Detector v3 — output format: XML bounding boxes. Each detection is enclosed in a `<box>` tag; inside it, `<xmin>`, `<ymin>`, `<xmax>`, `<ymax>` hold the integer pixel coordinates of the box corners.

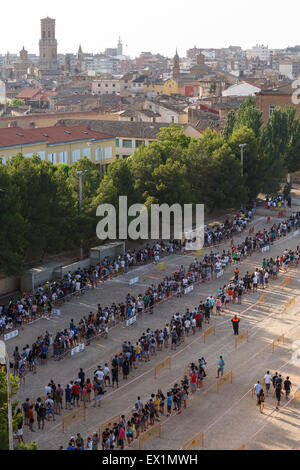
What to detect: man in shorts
<box><xmin>283</xmin><ymin>376</ymin><xmax>292</xmax><ymax>400</ymax></box>
<box><xmin>264</xmin><ymin>371</ymin><xmax>272</xmax><ymax>397</ymax></box>
<box><xmin>217</xmin><ymin>356</ymin><xmax>225</xmax><ymax>378</ymax></box>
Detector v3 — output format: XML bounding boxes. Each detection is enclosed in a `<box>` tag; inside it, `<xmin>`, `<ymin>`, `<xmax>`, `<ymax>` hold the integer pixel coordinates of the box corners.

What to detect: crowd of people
<box><xmin>0</xmin><ymin>208</ymin><xmax>258</xmax><ymax>335</ymax></box>
<box><xmin>265</xmin><ymin>194</ymin><xmax>292</xmax><ymax>210</ymax></box>
<box><xmin>11</xmin><ymin>235</ymin><xmax>298</xmax><ymax>448</ymax></box>
<box><xmin>253</xmin><ymin>371</ymin><xmax>293</xmax><ymax>414</ymax></box>
<box><xmin>6</xmin><ymin>211</ymin><xmax>300</xmax><ymax>384</ymax></box>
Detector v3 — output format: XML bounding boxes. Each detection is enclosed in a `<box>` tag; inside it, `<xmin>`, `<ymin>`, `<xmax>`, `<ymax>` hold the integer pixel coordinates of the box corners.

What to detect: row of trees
<box><xmin>0</xmin><ymin>370</ymin><xmax>37</xmax><ymax>449</ymax></box>
<box><xmin>1</xmin><ymin>98</ymin><xmax>300</xmax><ymax>275</ymax></box>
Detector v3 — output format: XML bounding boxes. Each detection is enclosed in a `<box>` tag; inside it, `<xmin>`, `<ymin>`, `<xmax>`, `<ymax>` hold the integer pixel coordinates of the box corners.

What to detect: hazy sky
<box><xmin>1</xmin><ymin>0</ymin><xmax>299</xmax><ymax>57</ymax></box>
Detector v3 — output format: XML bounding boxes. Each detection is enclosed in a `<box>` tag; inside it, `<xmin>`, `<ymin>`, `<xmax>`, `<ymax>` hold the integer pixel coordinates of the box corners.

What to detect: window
<box><xmin>116</xmin><ymin>154</ymin><xmax>119</xmax><ymax>159</ymax></box>
<box><xmin>95</xmin><ymin>148</ymin><xmax>103</xmax><ymax>161</ymax></box>
<box><xmin>59</xmin><ymin>151</ymin><xmax>68</xmax><ymax>163</ymax></box>
<box><xmin>116</xmin><ymin>138</ymin><xmax>119</xmax><ymax>147</ymax></box>
<box><xmin>0</xmin><ymin>156</ymin><xmax>6</xmax><ymax>165</ymax></box>
<box><xmin>113</xmin><ymin>84</ymin><xmax>115</xmax><ymax>87</ymax></box>
<box><xmin>48</xmin><ymin>153</ymin><xmax>56</xmax><ymax>164</ymax></box>
<box><xmin>24</xmin><ymin>153</ymin><xmax>33</xmax><ymax>158</ymax></box>
<box><xmin>122</xmin><ymin>155</ymin><xmax>127</xmax><ymax>159</ymax></box>
<box><xmin>135</xmin><ymin>140</ymin><xmax>145</xmax><ymax>148</ymax></box>
<box><xmin>123</xmin><ymin>139</ymin><xmax>132</xmax><ymax>148</ymax></box>
<box><xmin>171</xmin><ymin>116</ymin><xmax>175</xmax><ymax>123</ymax></box>
<box><xmin>269</xmin><ymin>104</ymin><xmax>276</xmax><ymax>116</ymax></box>
<box><xmin>72</xmin><ymin>149</ymin><xmax>80</xmax><ymax>163</ymax></box>
<box><xmin>104</xmin><ymin>146</ymin><xmax>113</xmax><ymax>159</ymax></box>
<box><xmin>105</xmin><ymin>84</ymin><xmax>108</xmax><ymax>87</ymax></box>
<box><xmin>37</xmin><ymin>151</ymin><xmax>45</xmax><ymax>160</ymax></box>
<box><xmin>82</xmin><ymin>148</ymin><xmax>91</xmax><ymax>158</ymax></box>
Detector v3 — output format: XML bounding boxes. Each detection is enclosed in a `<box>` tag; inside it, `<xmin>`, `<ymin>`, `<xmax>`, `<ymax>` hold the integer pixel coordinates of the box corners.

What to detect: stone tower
<box><xmin>117</xmin><ymin>37</ymin><xmax>123</xmax><ymax>56</ymax></box>
<box><xmin>20</xmin><ymin>46</ymin><xmax>28</xmax><ymax>61</ymax></box>
<box><xmin>173</xmin><ymin>49</ymin><xmax>180</xmax><ymax>78</ymax></box>
<box><xmin>39</xmin><ymin>17</ymin><xmax>58</xmax><ymax>70</ymax></box>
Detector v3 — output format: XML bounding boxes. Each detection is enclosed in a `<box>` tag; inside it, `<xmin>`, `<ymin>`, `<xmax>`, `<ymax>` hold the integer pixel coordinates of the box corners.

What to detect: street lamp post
<box><xmin>77</xmin><ymin>171</ymin><xmax>86</xmax><ymax>260</ymax></box>
<box><xmin>239</xmin><ymin>143</ymin><xmax>247</xmax><ymax>177</ymax></box>
<box><xmin>0</xmin><ymin>340</ymin><xmax>13</xmax><ymax>450</ymax></box>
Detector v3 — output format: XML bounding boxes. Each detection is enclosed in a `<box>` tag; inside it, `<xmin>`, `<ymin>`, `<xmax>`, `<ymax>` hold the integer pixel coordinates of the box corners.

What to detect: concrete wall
<box><xmin>90</xmin><ymin>242</ymin><xmax>125</xmax><ymax>264</ymax></box>
<box><xmin>0</xmin><ymin>276</ymin><xmax>20</xmax><ymax>296</ymax></box>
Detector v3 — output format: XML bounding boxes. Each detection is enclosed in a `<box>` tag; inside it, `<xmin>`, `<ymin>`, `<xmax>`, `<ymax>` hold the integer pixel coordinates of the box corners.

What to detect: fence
<box><xmin>99</xmin><ymin>414</ymin><xmax>121</xmax><ymax>437</ymax></box>
<box><xmin>281</xmin><ymin>277</ymin><xmax>291</xmax><ymax>287</ymax></box>
<box><xmin>284</xmin><ymin>297</ymin><xmax>295</xmax><ymax>313</ymax></box>
<box><xmin>157</xmin><ymin>262</ymin><xmax>166</xmax><ymax>273</ymax></box>
<box><xmin>294</xmin><ymin>388</ymin><xmax>300</xmax><ymax>408</ymax></box>
<box><xmin>217</xmin><ymin>371</ymin><xmax>232</xmax><ymax>393</ymax></box>
<box><xmin>234</xmin><ymin>330</ymin><xmax>248</xmax><ymax>350</ymax></box>
<box><xmin>62</xmin><ymin>406</ymin><xmax>86</xmax><ymax>432</ymax></box>
<box><xmin>138</xmin><ymin>423</ymin><xmax>161</xmax><ymax>449</ymax></box>
<box><xmin>236</xmin><ymin>444</ymin><xmax>246</xmax><ymax>450</ymax></box>
<box><xmin>203</xmin><ymin>325</ymin><xmax>216</xmax><ymax>344</ymax></box>
<box><xmin>182</xmin><ymin>431</ymin><xmax>204</xmax><ymax>450</ymax></box>
<box><xmin>154</xmin><ymin>357</ymin><xmax>171</xmax><ymax>379</ymax></box>
<box><xmin>272</xmin><ymin>334</ymin><xmax>285</xmax><ymax>353</ymax></box>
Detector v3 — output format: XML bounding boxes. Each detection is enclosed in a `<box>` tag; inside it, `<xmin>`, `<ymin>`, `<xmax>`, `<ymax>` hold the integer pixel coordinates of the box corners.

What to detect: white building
<box><xmin>222</xmin><ymin>81</ymin><xmax>261</xmax><ymax>97</ymax></box>
<box><xmin>246</xmin><ymin>45</ymin><xmax>270</xmax><ymax>61</ymax></box>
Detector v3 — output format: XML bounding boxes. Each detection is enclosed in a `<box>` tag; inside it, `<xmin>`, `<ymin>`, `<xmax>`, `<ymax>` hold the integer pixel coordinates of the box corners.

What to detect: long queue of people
<box><xmin>8</xmin><ymin>246</ymin><xmax>234</xmax><ymax>377</ymax></box>
<box><xmin>13</xmin><ymin>238</ymin><xmax>298</xmax><ymax>448</ymax></box>
<box><xmin>0</xmin><ymin>207</ymin><xmax>257</xmax><ymax>335</ymax></box>
<box><xmin>7</xmin><ymin>210</ymin><xmax>300</xmax><ymax>381</ymax></box>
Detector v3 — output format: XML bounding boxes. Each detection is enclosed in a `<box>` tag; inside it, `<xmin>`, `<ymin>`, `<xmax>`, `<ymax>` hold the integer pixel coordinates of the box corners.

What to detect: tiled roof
<box><xmin>0</xmin><ymin>125</ymin><xmax>114</xmax><ymax>149</ymax></box>
<box><xmin>15</xmin><ymin>88</ymin><xmax>42</xmax><ymax>99</ymax></box>
<box><xmin>58</xmin><ymin>119</ymin><xmax>171</xmax><ymax>139</ymax></box>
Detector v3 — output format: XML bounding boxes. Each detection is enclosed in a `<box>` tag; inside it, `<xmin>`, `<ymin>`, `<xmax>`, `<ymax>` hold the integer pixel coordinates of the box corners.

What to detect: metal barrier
<box><xmin>138</xmin><ymin>423</ymin><xmax>161</xmax><ymax>449</ymax></box>
<box><xmin>154</xmin><ymin>357</ymin><xmax>171</xmax><ymax>379</ymax></box>
<box><xmin>62</xmin><ymin>406</ymin><xmax>86</xmax><ymax>432</ymax></box>
<box><xmin>217</xmin><ymin>371</ymin><xmax>233</xmax><ymax>393</ymax></box>
<box><xmin>182</xmin><ymin>431</ymin><xmax>204</xmax><ymax>450</ymax></box>
<box><xmin>272</xmin><ymin>334</ymin><xmax>285</xmax><ymax>353</ymax></box>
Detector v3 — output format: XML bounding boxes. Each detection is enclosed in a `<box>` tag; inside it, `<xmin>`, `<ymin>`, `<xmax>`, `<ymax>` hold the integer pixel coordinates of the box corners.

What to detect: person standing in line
<box><xmin>217</xmin><ymin>356</ymin><xmax>225</xmax><ymax>379</ymax></box>
<box><xmin>231</xmin><ymin>315</ymin><xmax>240</xmax><ymax>335</ymax></box>
<box><xmin>264</xmin><ymin>371</ymin><xmax>272</xmax><ymax>397</ymax></box>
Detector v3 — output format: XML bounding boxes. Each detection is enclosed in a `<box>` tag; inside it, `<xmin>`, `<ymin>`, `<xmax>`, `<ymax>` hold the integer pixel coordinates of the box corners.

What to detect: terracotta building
<box><xmin>255</xmin><ymin>84</ymin><xmax>300</xmax><ymax>126</ymax></box>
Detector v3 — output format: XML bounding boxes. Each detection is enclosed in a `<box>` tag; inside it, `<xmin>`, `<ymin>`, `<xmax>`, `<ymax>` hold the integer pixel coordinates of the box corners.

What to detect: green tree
<box><xmin>0</xmin><ymin>370</ymin><xmax>37</xmax><ymax>450</ymax></box>
<box><xmin>229</xmin><ymin>126</ymin><xmax>261</xmax><ymax>200</ymax></box>
<box><xmin>222</xmin><ymin>110</ymin><xmax>236</xmax><ymax>140</ymax></box>
<box><xmin>0</xmin><ymin>162</ymin><xmax>29</xmax><ymax>275</ymax></box>
<box><xmin>8</xmin><ymin>98</ymin><xmax>25</xmax><ymax>107</ymax></box>
<box><xmin>234</xmin><ymin>96</ymin><xmax>262</xmax><ymax>139</ymax></box>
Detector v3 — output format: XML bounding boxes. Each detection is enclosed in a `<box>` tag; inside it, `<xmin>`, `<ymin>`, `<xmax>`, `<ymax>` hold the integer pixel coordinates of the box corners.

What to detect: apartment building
<box><xmin>0</xmin><ymin>125</ymin><xmax>116</xmax><ymax>173</ymax></box>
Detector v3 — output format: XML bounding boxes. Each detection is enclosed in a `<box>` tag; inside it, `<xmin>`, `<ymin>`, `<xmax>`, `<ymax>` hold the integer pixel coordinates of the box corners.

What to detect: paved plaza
<box><xmin>6</xmin><ymin>213</ymin><xmax>300</xmax><ymax>450</ymax></box>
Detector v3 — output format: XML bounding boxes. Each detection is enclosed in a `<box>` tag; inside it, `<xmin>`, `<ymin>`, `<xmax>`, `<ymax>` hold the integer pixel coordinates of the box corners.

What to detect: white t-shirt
<box><xmin>264</xmin><ymin>373</ymin><xmax>272</xmax><ymax>384</ymax></box>
<box><xmin>95</xmin><ymin>370</ymin><xmax>104</xmax><ymax>381</ymax></box>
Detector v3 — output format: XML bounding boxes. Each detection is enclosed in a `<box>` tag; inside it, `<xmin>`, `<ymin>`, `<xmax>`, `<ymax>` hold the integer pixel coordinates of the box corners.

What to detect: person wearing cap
<box><xmin>231</xmin><ymin>315</ymin><xmax>240</xmax><ymax>335</ymax></box>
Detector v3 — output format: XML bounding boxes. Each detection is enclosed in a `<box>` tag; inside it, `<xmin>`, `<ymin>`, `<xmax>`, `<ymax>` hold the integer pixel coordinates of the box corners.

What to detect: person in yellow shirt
<box><xmin>154</xmin><ymin>395</ymin><xmax>161</xmax><ymax>420</ymax></box>
<box><xmin>135</xmin><ymin>343</ymin><xmax>141</xmax><ymax>361</ymax></box>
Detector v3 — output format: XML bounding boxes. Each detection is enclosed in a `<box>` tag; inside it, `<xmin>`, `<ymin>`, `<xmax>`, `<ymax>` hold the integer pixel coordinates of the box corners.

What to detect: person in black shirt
<box><xmin>283</xmin><ymin>376</ymin><xmax>292</xmax><ymax>400</ymax></box>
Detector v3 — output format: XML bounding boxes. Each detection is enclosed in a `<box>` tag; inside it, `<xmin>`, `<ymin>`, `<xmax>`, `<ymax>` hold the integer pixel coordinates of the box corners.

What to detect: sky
<box><xmin>1</xmin><ymin>0</ymin><xmax>300</xmax><ymax>58</ymax></box>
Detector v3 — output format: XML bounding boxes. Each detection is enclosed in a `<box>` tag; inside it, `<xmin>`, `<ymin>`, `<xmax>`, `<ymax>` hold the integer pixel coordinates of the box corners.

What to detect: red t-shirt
<box><xmin>191</xmin><ymin>373</ymin><xmax>197</xmax><ymax>384</ymax></box>
<box><xmin>72</xmin><ymin>384</ymin><xmax>80</xmax><ymax>396</ymax></box>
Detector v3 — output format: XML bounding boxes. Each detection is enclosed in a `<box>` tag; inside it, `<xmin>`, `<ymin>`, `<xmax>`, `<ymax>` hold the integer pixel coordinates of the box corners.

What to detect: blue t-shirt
<box><xmin>219</xmin><ymin>359</ymin><xmax>225</xmax><ymax>369</ymax></box>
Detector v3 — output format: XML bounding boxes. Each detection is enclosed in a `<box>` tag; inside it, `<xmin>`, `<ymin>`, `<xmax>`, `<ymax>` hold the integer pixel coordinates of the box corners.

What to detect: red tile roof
<box><xmin>15</xmin><ymin>89</ymin><xmax>42</xmax><ymax>99</ymax></box>
<box><xmin>0</xmin><ymin>125</ymin><xmax>114</xmax><ymax>148</ymax></box>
